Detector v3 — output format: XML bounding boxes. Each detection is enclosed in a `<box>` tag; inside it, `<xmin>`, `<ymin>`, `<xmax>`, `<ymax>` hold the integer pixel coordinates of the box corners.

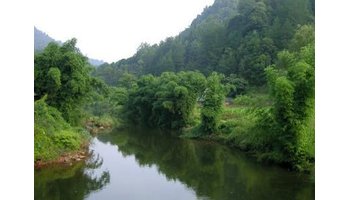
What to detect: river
<box><xmin>34</xmin><ymin>127</ymin><xmax>315</xmax><ymax>200</ymax></box>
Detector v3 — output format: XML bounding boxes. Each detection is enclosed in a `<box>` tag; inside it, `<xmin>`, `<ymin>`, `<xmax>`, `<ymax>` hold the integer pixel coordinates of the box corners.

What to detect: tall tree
<box><xmin>201</xmin><ymin>72</ymin><xmax>226</xmax><ymax>134</ymax></box>
<box><xmin>35</xmin><ymin>39</ymin><xmax>96</xmax><ymax>124</ymax></box>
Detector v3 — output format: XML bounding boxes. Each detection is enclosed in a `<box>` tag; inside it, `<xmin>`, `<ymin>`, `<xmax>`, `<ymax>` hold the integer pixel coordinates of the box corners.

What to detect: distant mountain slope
<box><xmin>34</xmin><ymin>27</ymin><xmax>105</xmax><ymax>67</ymax></box>
<box><xmin>88</xmin><ymin>58</ymin><xmax>105</xmax><ymax>67</ymax></box>
<box><xmin>34</xmin><ymin>27</ymin><xmax>62</xmax><ymax>52</ymax></box>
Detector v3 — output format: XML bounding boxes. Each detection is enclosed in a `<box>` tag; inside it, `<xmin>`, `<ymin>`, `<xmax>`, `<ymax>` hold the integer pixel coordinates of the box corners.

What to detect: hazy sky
<box><xmin>34</xmin><ymin>0</ymin><xmax>214</xmax><ymax>63</ymax></box>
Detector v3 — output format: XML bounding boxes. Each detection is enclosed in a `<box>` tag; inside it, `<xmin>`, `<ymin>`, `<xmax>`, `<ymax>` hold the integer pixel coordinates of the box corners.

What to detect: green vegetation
<box><xmin>84</xmin><ymin>85</ymin><xmax>127</xmax><ymax>130</ymax></box>
<box><xmin>93</xmin><ymin>0</ymin><xmax>314</xmax><ymax>87</ymax></box>
<box><xmin>261</xmin><ymin>29</ymin><xmax>315</xmax><ymax>169</ymax></box>
<box><xmin>124</xmin><ymin>71</ymin><xmax>207</xmax><ymax>129</ymax></box>
<box><xmin>34</xmin><ymin>39</ymin><xmax>107</xmax><ymax>163</ymax></box>
<box><xmin>200</xmin><ymin>72</ymin><xmax>227</xmax><ymax>134</ymax></box>
<box><xmin>109</xmin><ymin>23</ymin><xmax>314</xmax><ymax>170</ymax></box>
<box><xmin>34</xmin><ymin>0</ymin><xmax>314</xmax><ymax>171</ymax></box>
<box><xmin>34</xmin><ymin>39</ymin><xmax>99</xmax><ymax>124</ymax></box>
<box><xmin>34</xmin><ymin>96</ymin><xmax>89</xmax><ymax>161</ymax></box>
<box><xmin>214</xmin><ymin>28</ymin><xmax>314</xmax><ymax>170</ymax></box>
<box><xmin>217</xmin><ymin>93</ymin><xmax>268</xmax><ymax>142</ymax></box>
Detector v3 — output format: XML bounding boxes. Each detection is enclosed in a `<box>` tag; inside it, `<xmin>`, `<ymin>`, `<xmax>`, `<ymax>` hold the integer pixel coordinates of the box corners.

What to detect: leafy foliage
<box><xmin>34</xmin><ymin>96</ymin><xmax>89</xmax><ymax>161</ymax></box>
<box><xmin>201</xmin><ymin>72</ymin><xmax>227</xmax><ymax>134</ymax></box>
<box><xmin>34</xmin><ymin>95</ymin><xmax>70</xmax><ymax>135</ymax></box>
<box><xmin>258</xmin><ymin>37</ymin><xmax>314</xmax><ymax>170</ymax></box>
<box><xmin>125</xmin><ymin>71</ymin><xmax>207</xmax><ymax>130</ymax></box>
<box><xmin>35</xmin><ymin>39</ymin><xmax>101</xmax><ymax>124</ymax></box>
<box><xmin>223</xmin><ymin>74</ymin><xmax>248</xmax><ymax>97</ymax></box>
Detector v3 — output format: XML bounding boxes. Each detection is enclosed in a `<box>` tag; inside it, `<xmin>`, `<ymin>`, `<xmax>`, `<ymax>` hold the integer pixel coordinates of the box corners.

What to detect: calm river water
<box><xmin>34</xmin><ymin>128</ymin><xmax>314</xmax><ymax>200</ymax></box>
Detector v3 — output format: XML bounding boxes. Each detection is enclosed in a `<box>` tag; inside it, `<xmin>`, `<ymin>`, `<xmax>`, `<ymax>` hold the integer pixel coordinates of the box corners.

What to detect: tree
<box><xmin>236</xmin><ymin>32</ymin><xmax>276</xmax><ymax>85</ymax></box>
<box><xmin>223</xmin><ymin>74</ymin><xmax>248</xmax><ymax>97</ymax></box>
<box><xmin>117</xmin><ymin>72</ymin><xmax>137</xmax><ymax>89</ymax></box>
<box><xmin>201</xmin><ymin>72</ymin><xmax>226</xmax><ymax>134</ymax></box>
<box><xmin>35</xmin><ymin>39</ymin><xmax>97</xmax><ymax>124</ymax></box>
<box><xmin>124</xmin><ymin>71</ymin><xmax>206</xmax><ymax>130</ymax></box>
<box><xmin>290</xmin><ymin>25</ymin><xmax>315</xmax><ymax>51</ymax></box>
<box><xmin>263</xmin><ymin>42</ymin><xmax>314</xmax><ymax>169</ymax></box>
<box><xmin>217</xmin><ymin>47</ymin><xmax>237</xmax><ymax>74</ymax></box>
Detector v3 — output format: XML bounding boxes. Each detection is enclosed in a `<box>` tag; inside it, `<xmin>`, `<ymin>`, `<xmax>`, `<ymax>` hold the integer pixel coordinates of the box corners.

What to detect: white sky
<box><xmin>34</xmin><ymin>0</ymin><xmax>214</xmax><ymax>63</ymax></box>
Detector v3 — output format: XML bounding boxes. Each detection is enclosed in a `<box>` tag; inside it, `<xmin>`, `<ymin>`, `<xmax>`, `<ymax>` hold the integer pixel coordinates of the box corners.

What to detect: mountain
<box><xmin>93</xmin><ymin>0</ymin><xmax>314</xmax><ymax>86</ymax></box>
<box><xmin>34</xmin><ymin>27</ymin><xmax>62</xmax><ymax>52</ymax></box>
<box><xmin>34</xmin><ymin>27</ymin><xmax>105</xmax><ymax>67</ymax></box>
<box><xmin>88</xmin><ymin>58</ymin><xmax>105</xmax><ymax>67</ymax></box>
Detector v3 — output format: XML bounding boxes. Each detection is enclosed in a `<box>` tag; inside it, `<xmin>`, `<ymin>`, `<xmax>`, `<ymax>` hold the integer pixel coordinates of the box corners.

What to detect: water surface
<box><xmin>34</xmin><ymin>128</ymin><xmax>315</xmax><ymax>200</ymax></box>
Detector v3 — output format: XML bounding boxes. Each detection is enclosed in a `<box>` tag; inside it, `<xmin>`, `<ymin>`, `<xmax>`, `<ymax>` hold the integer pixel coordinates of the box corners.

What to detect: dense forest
<box><xmin>93</xmin><ymin>0</ymin><xmax>314</xmax><ymax>86</ymax></box>
<box><xmin>35</xmin><ymin>0</ymin><xmax>314</xmax><ymax>171</ymax></box>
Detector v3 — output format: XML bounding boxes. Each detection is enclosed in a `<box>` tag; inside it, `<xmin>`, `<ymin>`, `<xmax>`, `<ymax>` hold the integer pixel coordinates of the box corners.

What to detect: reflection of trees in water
<box><xmin>84</xmin><ymin>152</ymin><xmax>110</xmax><ymax>193</ymax></box>
<box><xmin>85</xmin><ymin>151</ymin><xmax>103</xmax><ymax>169</ymax></box>
<box><xmin>34</xmin><ymin>151</ymin><xmax>110</xmax><ymax>200</ymax></box>
<box><xmin>103</xmin><ymin>128</ymin><xmax>314</xmax><ymax>200</ymax></box>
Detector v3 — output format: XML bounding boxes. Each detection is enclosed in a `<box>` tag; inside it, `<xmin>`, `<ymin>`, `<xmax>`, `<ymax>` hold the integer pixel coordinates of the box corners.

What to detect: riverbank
<box><xmin>182</xmin><ymin>90</ymin><xmax>315</xmax><ymax>172</ymax></box>
<box><xmin>35</xmin><ymin>109</ymin><xmax>122</xmax><ymax>168</ymax></box>
<box><xmin>84</xmin><ymin>115</ymin><xmax>116</xmax><ymax>135</ymax></box>
<box><xmin>34</xmin><ymin>97</ymin><xmax>91</xmax><ymax>165</ymax></box>
<box><xmin>34</xmin><ymin>112</ymin><xmax>117</xmax><ymax>168</ymax></box>
<box><xmin>34</xmin><ymin>142</ymin><xmax>90</xmax><ymax>169</ymax></box>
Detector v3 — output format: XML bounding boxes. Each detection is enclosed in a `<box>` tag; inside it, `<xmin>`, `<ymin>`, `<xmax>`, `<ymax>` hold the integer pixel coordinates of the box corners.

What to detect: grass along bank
<box><xmin>182</xmin><ymin>87</ymin><xmax>315</xmax><ymax>172</ymax></box>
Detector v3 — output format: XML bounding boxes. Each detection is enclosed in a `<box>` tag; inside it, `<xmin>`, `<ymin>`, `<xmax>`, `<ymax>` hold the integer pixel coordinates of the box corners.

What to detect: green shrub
<box><xmin>52</xmin><ymin>130</ymin><xmax>81</xmax><ymax>150</ymax></box>
<box><xmin>34</xmin><ymin>126</ymin><xmax>59</xmax><ymax>160</ymax></box>
<box><xmin>34</xmin><ymin>96</ymin><xmax>90</xmax><ymax>162</ymax></box>
<box><xmin>34</xmin><ymin>95</ymin><xmax>70</xmax><ymax>135</ymax></box>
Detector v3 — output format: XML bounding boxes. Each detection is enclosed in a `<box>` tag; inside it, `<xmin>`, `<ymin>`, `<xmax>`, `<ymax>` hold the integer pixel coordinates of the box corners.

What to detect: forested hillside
<box><xmin>93</xmin><ymin>0</ymin><xmax>314</xmax><ymax>86</ymax></box>
<box><xmin>89</xmin><ymin>0</ymin><xmax>314</xmax><ymax>171</ymax></box>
